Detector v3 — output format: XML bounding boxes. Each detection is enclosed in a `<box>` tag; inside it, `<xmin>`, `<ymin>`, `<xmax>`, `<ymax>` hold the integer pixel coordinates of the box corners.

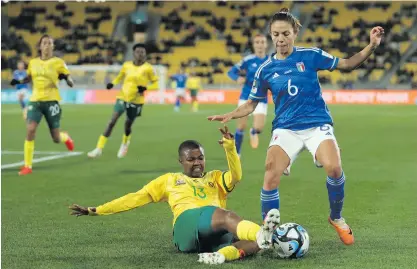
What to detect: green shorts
<box><xmin>113</xmin><ymin>99</ymin><xmax>143</xmax><ymax>121</ymax></box>
<box><xmin>173</xmin><ymin>206</ymin><xmax>234</xmax><ymax>253</ymax></box>
<box><xmin>190</xmin><ymin>89</ymin><xmax>198</xmax><ymax>97</ymax></box>
<box><xmin>27</xmin><ymin>101</ymin><xmax>62</xmax><ymax>129</ymax></box>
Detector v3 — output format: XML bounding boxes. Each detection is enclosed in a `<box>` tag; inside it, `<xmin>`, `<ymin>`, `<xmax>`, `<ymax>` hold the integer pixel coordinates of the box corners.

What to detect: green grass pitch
<box><xmin>2</xmin><ymin>104</ymin><xmax>417</xmax><ymax>269</ymax></box>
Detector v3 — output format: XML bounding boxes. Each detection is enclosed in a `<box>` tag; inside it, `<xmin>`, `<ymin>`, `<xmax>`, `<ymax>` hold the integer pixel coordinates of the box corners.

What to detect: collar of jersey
<box><xmin>272</xmin><ymin>47</ymin><xmax>297</xmax><ymax>61</ymax></box>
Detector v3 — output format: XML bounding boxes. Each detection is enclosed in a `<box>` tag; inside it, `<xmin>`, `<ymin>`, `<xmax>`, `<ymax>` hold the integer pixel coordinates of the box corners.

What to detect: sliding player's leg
<box><xmin>198</xmin><ymin>207</ymin><xmax>280</xmax><ymax>264</ymax></box>
<box><xmin>19</xmin><ymin>102</ymin><xmax>42</xmax><ymax>175</ymax></box>
<box><xmin>249</xmin><ymin>101</ymin><xmax>267</xmax><ymax>149</ymax></box>
<box><xmin>198</xmin><ymin>240</ymin><xmax>259</xmax><ymax>265</ymax></box>
<box><xmin>88</xmin><ymin>99</ymin><xmax>124</xmax><ymax>158</ymax></box>
<box><xmin>45</xmin><ymin>101</ymin><xmax>74</xmax><ymax>151</ymax></box>
<box><xmin>117</xmin><ymin>103</ymin><xmax>143</xmax><ymax>158</ymax></box>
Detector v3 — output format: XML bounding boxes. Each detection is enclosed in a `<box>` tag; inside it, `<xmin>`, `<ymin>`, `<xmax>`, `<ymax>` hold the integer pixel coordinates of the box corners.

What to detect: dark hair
<box><xmin>133</xmin><ymin>43</ymin><xmax>146</xmax><ymax>51</ymax></box>
<box><xmin>269</xmin><ymin>8</ymin><xmax>302</xmax><ymax>33</ymax></box>
<box><xmin>37</xmin><ymin>34</ymin><xmax>53</xmax><ymax>55</ymax></box>
<box><xmin>178</xmin><ymin>140</ymin><xmax>203</xmax><ymax>156</ymax></box>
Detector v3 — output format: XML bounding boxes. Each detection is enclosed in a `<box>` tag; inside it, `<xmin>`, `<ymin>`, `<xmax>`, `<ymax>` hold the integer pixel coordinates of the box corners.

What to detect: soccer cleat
<box><xmin>87</xmin><ymin>148</ymin><xmax>102</xmax><ymax>158</ymax></box>
<box><xmin>64</xmin><ymin>132</ymin><xmax>74</xmax><ymax>151</ymax></box>
<box><xmin>18</xmin><ymin>166</ymin><xmax>32</xmax><ymax>176</ymax></box>
<box><xmin>249</xmin><ymin>128</ymin><xmax>259</xmax><ymax>149</ymax></box>
<box><xmin>198</xmin><ymin>252</ymin><xmax>225</xmax><ymax>265</ymax></box>
<box><xmin>117</xmin><ymin>142</ymin><xmax>130</xmax><ymax>158</ymax></box>
<box><xmin>328</xmin><ymin>217</ymin><xmax>355</xmax><ymax>245</ymax></box>
<box><xmin>257</xmin><ymin>209</ymin><xmax>281</xmax><ymax>249</ymax></box>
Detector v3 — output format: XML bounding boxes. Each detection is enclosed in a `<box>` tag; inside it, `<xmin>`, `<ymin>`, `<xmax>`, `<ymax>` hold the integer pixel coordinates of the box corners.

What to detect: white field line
<box><xmin>1</xmin><ymin>151</ymin><xmax>84</xmax><ymax>169</ymax></box>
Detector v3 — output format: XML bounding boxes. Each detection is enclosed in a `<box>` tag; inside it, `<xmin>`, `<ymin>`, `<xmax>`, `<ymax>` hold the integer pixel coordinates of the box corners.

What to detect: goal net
<box><xmin>66</xmin><ymin>64</ymin><xmax>168</xmax><ymax>104</ymax></box>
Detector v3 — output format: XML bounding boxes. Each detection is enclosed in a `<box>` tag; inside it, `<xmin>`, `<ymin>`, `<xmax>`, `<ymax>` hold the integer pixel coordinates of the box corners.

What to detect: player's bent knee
<box><xmin>324</xmin><ymin>163</ymin><xmax>343</xmax><ymax>178</ymax></box>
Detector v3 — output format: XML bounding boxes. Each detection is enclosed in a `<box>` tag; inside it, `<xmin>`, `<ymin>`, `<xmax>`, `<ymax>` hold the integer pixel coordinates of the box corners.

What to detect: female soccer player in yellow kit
<box><xmin>87</xmin><ymin>43</ymin><xmax>158</xmax><ymax>159</ymax></box>
<box><xmin>71</xmin><ymin>126</ymin><xmax>281</xmax><ymax>265</ymax></box>
<box><xmin>11</xmin><ymin>35</ymin><xmax>75</xmax><ymax>176</ymax></box>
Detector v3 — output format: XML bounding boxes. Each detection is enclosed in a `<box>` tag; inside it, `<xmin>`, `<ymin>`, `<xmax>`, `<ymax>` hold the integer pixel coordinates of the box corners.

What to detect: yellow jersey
<box><xmin>27</xmin><ymin>57</ymin><xmax>70</xmax><ymax>102</ymax></box>
<box><xmin>186</xmin><ymin>76</ymin><xmax>202</xmax><ymax>90</ymax></box>
<box><xmin>112</xmin><ymin>61</ymin><xmax>158</xmax><ymax>104</ymax></box>
<box><xmin>93</xmin><ymin>138</ymin><xmax>241</xmax><ymax>225</ymax></box>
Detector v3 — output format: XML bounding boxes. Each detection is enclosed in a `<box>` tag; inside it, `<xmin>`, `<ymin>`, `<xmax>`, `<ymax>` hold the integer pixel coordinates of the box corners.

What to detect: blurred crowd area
<box><xmin>1</xmin><ymin>1</ymin><xmax>416</xmax><ymax>88</ymax></box>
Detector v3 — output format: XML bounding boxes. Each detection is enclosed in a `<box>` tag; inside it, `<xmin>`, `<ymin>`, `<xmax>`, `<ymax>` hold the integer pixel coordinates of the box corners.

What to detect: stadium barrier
<box><xmin>2</xmin><ymin>89</ymin><xmax>417</xmax><ymax>105</ymax></box>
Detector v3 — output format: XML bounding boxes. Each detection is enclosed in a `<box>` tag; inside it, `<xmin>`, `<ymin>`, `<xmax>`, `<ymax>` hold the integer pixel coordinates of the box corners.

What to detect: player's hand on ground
<box><xmin>237</xmin><ymin>76</ymin><xmax>245</xmax><ymax>85</ymax></box>
<box><xmin>207</xmin><ymin>113</ymin><xmax>233</xmax><ymax>124</ymax></box>
<box><xmin>106</xmin><ymin>83</ymin><xmax>114</xmax><ymax>90</ymax></box>
<box><xmin>69</xmin><ymin>204</ymin><xmax>93</xmax><ymax>217</ymax></box>
<box><xmin>369</xmin><ymin>26</ymin><xmax>384</xmax><ymax>47</ymax></box>
<box><xmin>218</xmin><ymin>125</ymin><xmax>234</xmax><ymax>144</ymax></box>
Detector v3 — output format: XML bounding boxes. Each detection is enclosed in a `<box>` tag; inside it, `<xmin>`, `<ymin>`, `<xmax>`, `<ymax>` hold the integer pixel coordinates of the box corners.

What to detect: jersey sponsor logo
<box><xmin>175</xmin><ymin>179</ymin><xmax>186</xmax><ymax>186</ymax></box>
<box><xmin>296</xmin><ymin>62</ymin><xmax>305</xmax><ymax>72</ymax></box>
<box><xmin>273</xmin><ymin>73</ymin><xmax>280</xmax><ymax>79</ymax></box>
<box><xmin>284</xmin><ymin>70</ymin><xmax>292</xmax><ymax>74</ymax></box>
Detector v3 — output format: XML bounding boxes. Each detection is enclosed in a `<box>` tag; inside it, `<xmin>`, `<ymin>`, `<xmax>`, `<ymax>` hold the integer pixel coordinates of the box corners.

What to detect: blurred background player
<box><xmin>170</xmin><ymin>68</ymin><xmax>188</xmax><ymax>112</ymax></box>
<box><xmin>186</xmin><ymin>72</ymin><xmax>202</xmax><ymax>112</ymax></box>
<box><xmin>71</xmin><ymin>126</ymin><xmax>281</xmax><ymax>265</ymax></box>
<box><xmin>227</xmin><ymin>34</ymin><xmax>269</xmax><ymax>156</ymax></box>
<box><xmin>209</xmin><ymin>8</ymin><xmax>385</xmax><ymax>246</ymax></box>
<box><xmin>12</xmin><ymin>60</ymin><xmax>29</xmax><ymax>120</ymax></box>
<box><xmin>11</xmin><ymin>34</ymin><xmax>75</xmax><ymax>176</ymax></box>
<box><xmin>87</xmin><ymin>44</ymin><xmax>158</xmax><ymax>159</ymax></box>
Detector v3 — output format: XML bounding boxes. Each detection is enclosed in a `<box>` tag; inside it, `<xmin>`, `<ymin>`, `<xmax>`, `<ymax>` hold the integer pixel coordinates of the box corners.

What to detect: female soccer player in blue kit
<box><xmin>227</xmin><ymin>34</ymin><xmax>269</xmax><ymax>156</ymax></box>
<box><xmin>209</xmin><ymin>8</ymin><xmax>385</xmax><ymax>246</ymax></box>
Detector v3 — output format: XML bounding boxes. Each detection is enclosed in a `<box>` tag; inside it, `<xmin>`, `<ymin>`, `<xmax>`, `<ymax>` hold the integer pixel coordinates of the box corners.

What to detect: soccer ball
<box><xmin>271</xmin><ymin>222</ymin><xmax>310</xmax><ymax>259</ymax></box>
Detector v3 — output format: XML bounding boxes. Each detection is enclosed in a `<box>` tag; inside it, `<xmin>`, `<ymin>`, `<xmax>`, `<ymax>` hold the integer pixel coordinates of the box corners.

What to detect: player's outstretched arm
<box><xmin>337</xmin><ymin>26</ymin><xmax>384</xmax><ymax>71</ymax></box>
<box><xmin>69</xmin><ymin>175</ymin><xmax>168</xmax><ymax>217</ymax></box>
<box><xmin>218</xmin><ymin>125</ymin><xmax>242</xmax><ymax>190</ymax></box>
<box><xmin>208</xmin><ymin>100</ymin><xmax>258</xmax><ymax>123</ymax></box>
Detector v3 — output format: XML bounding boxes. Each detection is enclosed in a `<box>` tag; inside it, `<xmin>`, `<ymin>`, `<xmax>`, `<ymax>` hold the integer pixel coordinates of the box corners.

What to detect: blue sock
<box><xmin>261</xmin><ymin>188</ymin><xmax>280</xmax><ymax>220</ymax></box>
<box><xmin>327</xmin><ymin>171</ymin><xmax>345</xmax><ymax>220</ymax></box>
<box><xmin>234</xmin><ymin>129</ymin><xmax>244</xmax><ymax>155</ymax></box>
<box><xmin>175</xmin><ymin>98</ymin><xmax>180</xmax><ymax>108</ymax></box>
<box><xmin>19</xmin><ymin>99</ymin><xmax>26</xmax><ymax>109</ymax></box>
<box><xmin>250</xmin><ymin>128</ymin><xmax>261</xmax><ymax>135</ymax></box>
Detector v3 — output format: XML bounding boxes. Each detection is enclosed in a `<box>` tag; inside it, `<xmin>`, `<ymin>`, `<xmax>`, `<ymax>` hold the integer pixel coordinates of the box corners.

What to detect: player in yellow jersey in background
<box><xmin>11</xmin><ymin>35</ymin><xmax>75</xmax><ymax>176</ymax></box>
<box><xmin>70</xmin><ymin>126</ymin><xmax>281</xmax><ymax>265</ymax></box>
<box><xmin>87</xmin><ymin>44</ymin><xmax>158</xmax><ymax>159</ymax></box>
<box><xmin>186</xmin><ymin>72</ymin><xmax>202</xmax><ymax>112</ymax></box>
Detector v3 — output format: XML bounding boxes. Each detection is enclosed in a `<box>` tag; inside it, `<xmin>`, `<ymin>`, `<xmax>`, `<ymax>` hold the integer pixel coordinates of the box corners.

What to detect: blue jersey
<box><xmin>227</xmin><ymin>54</ymin><xmax>269</xmax><ymax>103</ymax></box>
<box><xmin>171</xmin><ymin>74</ymin><xmax>187</xmax><ymax>89</ymax></box>
<box><xmin>249</xmin><ymin>47</ymin><xmax>339</xmax><ymax>131</ymax></box>
<box><xmin>13</xmin><ymin>70</ymin><xmax>28</xmax><ymax>90</ymax></box>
